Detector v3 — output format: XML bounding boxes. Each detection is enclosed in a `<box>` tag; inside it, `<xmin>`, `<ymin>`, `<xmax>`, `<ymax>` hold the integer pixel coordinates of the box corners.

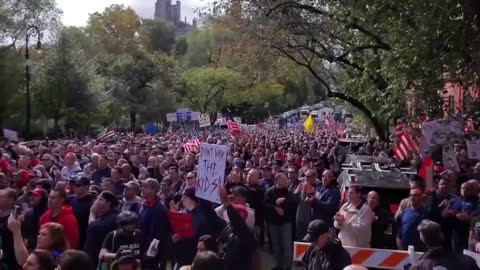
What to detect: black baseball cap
<box><xmin>69</xmin><ymin>175</ymin><xmax>91</xmax><ymax>186</ymax></box>
<box><xmin>303</xmin><ymin>219</ymin><xmax>329</xmax><ymax>242</ymax></box>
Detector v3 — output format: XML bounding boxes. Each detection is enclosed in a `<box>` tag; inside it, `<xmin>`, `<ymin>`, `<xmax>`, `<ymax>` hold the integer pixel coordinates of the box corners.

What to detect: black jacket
<box><xmin>218</xmin><ymin>204</ymin><xmax>257</xmax><ymax>270</ymax></box>
<box><xmin>301</xmin><ymin>238</ymin><xmax>351</xmax><ymax>270</ymax></box>
<box><xmin>264</xmin><ymin>186</ymin><xmax>296</xmax><ymax>225</ymax></box>
<box><xmin>247</xmin><ymin>184</ymin><xmax>265</xmax><ymax>226</ymax></box>
<box><xmin>22</xmin><ymin>193</ymin><xmax>48</xmax><ymax>249</ymax></box>
<box><xmin>370</xmin><ymin>206</ymin><xmax>393</xmax><ymax>249</ymax></box>
<box><xmin>411</xmin><ymin>247</ymin><xmax>480</xmax><ymax>270</ymax></box>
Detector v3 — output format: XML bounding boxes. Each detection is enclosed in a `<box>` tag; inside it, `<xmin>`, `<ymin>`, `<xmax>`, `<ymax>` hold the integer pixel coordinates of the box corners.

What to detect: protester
<box><xmin>264</xmin><ymin>172</ymin><xmax>295</xmax><ymax>270</ymax></box>
<box><xmin>22</xmin><ymin>249</ymin><xmax>56</xmax><ymax>270</ymax></box>
<box><xmin>119</xmin><ymin>180</ymin><xmax>142</xmax><ymax>213</ymax></box>
<box><xmin>334</xmin><ymin>184</ymin><xmax>374</xmax><ymax>247</ymax></box>
<box><xmin>9</xmin><ymin>220</ymin><xmax>67</xmax><ymax>267</ymax></box>
<box><xmin>218</xmin><ymin>186</ymin><xmax>256</xmax><ymax>270</ymax></box>
<box><xmin>138</xmin><ymin>178</ymin><xmax>171</xmax><ymax>270</ymax></box>
<box><xmin>302</xmin><ymin>219</ymin><xmax>351</xmax><ymax>270</ymax></box>
<box><xmin>22</xmin><ymin>188</ymin><xmax>48</xmax><ymax>250</ymax></box>
<box><xmin>367</xmin><ymin>191</ymin><xmax>392</xmax><ymax>249</ymax></box>
<box><xmin>397</xmin><ymin>188</ymin><xmax>426</xmax><ymax>251</ymax></box>
<box><xmin>305</xmin><ymin>170</ymin><xmax>340</xmax><ymax>226</ymax></box>
<box><xmin>411</xmin><ymin>220</ymin><xmax>479</xmax><ymax>270</ymax></box>
<box><xmin>57</xmin><ymin>250</ymin><xmax>93</xmax><ymax>270</ymax></box>
<box><xmin>68</xmin><ymin>175</ymin><xmax>95</xmax><ymax>249</ymax></box>
<box><xmin>40</xmin><ymin>188</ymin><xmax>79</xmax><ymax>249</ymax></box>
<box><xmin>84</xmin><ymin>190</ymin><xmax>119</xmax><ymax>267</ymax></box>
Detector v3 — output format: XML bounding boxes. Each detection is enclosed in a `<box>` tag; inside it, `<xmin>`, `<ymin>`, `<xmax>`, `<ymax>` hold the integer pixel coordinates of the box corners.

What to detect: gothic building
<box><xmin>154</xmin><ymin>0</ymin><xmax>196</xmax><ymax>37</ymax></box>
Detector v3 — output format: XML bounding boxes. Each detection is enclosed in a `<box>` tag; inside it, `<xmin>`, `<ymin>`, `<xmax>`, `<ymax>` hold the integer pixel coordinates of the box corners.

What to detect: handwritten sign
<box><xmin>3</xmin><ymin>129</ymin><xmax>18</xmax><ymax>141</ymax></box>
<box><xmin>196</xmin><ymin>143</ymin><xmax>227</xmax><ymax>204</ymax></box>
<box><xmin>199</xmin><ymin>113</ymin><xmax>211</xmax><ymax>127</ymax></box>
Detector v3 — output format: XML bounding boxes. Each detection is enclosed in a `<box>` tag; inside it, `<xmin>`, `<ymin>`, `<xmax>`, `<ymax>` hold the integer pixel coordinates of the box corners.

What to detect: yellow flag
<box><xmin>303</xmin><ymin>115</ymin><xmax>314</xmax><ymax>133</ymax></box>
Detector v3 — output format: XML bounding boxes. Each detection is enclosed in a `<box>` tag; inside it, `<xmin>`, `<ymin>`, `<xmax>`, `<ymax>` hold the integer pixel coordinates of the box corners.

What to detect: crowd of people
<box><xmin>0</xmin><ymin>125</ymin><xmax>479</xmax><ymax>270</ymax></box>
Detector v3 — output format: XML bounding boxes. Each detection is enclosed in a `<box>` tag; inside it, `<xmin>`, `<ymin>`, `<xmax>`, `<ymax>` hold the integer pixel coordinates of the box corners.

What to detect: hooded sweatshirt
<box><xmin>22</xmin><ymin>193</ymin><xmax>48</xmax><ymax>249</ymax></box>
<box><xmin>40</xmin><ymin>205</ymin><xmax>79</xmax><ymax>249</ymax></box>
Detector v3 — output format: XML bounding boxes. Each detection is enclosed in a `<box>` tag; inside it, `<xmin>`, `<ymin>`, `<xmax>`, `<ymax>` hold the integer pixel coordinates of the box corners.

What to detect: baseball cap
<box><xmin>69</xmin><ymin>175</ymin><xmax>91</xmax><ymax>186</ymax></box>
<box><xmin>29</xmin><ymin>188</ymin><xmax>46</xmax><ymax>197</ymax></box>
<box><xmin>123</xmin><ymin>180</ymin><xmax>140</xmax><ymax>191</ymax></box>
<box><xmin>303</xmin><ymin>219</ymin><xmax>329</xmax><ymax>242</ymax></box>
<box><xmin>143</xmin><ymin>178</ymin><xmax>160</xmax><ymax>191</ymax></box>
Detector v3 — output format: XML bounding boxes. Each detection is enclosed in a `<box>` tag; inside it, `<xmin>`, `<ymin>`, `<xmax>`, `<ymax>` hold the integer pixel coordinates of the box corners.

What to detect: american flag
<box><xmin>97</xmin><ymin>128</ymin><xmax>115</xmax><ymax>141</ymax></box>
<box><xmin>394</xmin><ymin>133</ymin><xmax>420</xmax><ymax>160</ymax></box>
<box><xmin>227</xmin><ymin>120</ymin><xmax>242</xmax><ymax>137</ymax></box>
<box><xmin>184</xmin><ymin>139</ymin><xmax>201</xmax><ymax>153</ymax></box>
<box><xmin>395</xmin><ymin>121</ymin><xmax>406</xmax><ymax>138</ymax></box>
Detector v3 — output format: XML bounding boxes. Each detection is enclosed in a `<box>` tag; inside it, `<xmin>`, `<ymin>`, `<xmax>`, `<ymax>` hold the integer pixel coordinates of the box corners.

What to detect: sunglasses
<box><xmin>186</xmin><ymin>176</ymin><xmax>195</xmax><ymax>179</ymax></box>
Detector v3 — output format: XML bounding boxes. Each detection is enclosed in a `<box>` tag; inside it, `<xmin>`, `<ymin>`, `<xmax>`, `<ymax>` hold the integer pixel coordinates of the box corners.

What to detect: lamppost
<box><xmin>24</xmin><ymin>25</ymin><xmax>42</xmax><ymax>139</ymax></box>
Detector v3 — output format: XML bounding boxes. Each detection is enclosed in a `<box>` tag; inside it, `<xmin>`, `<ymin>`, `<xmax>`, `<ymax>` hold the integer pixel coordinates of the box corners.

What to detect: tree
<box><xmin>141</xmin><ymin>19</ymin><xmax>175</xmax><ymax>53</ymax></box>
<box><xmin>103</xmin><ymin>48</ymin><xmax>179</xmax><ymax>129</ymax></box>
<box><xmin>179</xmin><ymin>67</ymin><xmax>240</xmax><ymax>114</ymax></box>
<box><xmin>0</xmin><ymin>0</ymin><xmax>61</xmax><ymax>49</ymax></box>
<box><xmin>87</xmin><ymin>4</ymin><xmax>142</xmax><ymax>55</ymax></box>
<box><xmin>219</xmin><ymin>0</ymin><xmax>480</xmax><ymax>140</ymax></box>
<box><xmin>32</xmin><ymin>27</ymin><xmax>98</xmax><ymax>132</ymax></box>
<box><xmin>0</xmin><ymin>48</ymin><xmax>23</xmax><ymax>128</ymax></box>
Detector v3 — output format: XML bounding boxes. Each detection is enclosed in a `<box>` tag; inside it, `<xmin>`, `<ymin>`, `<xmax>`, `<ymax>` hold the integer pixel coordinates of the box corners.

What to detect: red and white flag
<box><xmin>184</xmin><ymin>139</ymin><xmax>201</xmax><ymax>153</ymax></box>
<box><xmin>395</xmin><ymin>122</ymin><xmax>406</xmax><ymax>138</ymax></box>
<box><xmin>394</xmin><ymin>133</ymin><xmax>420</xmax><ymax>160</ymax></box>
<box><xmin>227</xmin><ymin>120</ymin><xmax>242</xmax><ymax>137</ymax></box>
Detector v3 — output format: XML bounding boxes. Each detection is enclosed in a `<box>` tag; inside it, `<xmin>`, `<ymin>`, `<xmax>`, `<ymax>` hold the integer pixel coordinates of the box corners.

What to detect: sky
<box><xmin>57</xmin><ymin>0</ymin><xmax>204</xmax><ymax>26</ymax></box>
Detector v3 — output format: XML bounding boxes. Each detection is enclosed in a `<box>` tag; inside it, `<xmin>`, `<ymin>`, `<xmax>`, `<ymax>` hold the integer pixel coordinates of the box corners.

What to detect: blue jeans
<box><xmin>268</xmin><ymin>223</ymin><xmax>293</xmax><ymax>269</ymax></box>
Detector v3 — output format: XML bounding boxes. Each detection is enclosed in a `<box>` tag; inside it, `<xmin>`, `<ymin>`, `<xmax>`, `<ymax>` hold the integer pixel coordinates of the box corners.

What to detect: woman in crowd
<box><xmin>9</xmin><ymin>217</ymin><xmax>67</xmax><ymax>267</ymax></box>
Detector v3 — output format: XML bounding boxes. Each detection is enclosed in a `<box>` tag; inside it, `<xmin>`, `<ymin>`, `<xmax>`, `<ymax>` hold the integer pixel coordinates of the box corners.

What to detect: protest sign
<box><xmin>421</xmin><ymin>120</ymin><xmax>463</xmax><ymax>149</ymax></box>
<box><xmin>196</xmin><ymin>143</ymin><xmax>228</xmax><ymax>204</ymax></box>
<box><xmin>199</xmin><ymin>114</ymin><xmax>211</xmax><ymax>127</ymax></box>
<box><xmin>466</xmin><ymin>137</ymin><xmax>480</xmax><ymax>160</ymax></box>
<box><xmin>3</xmin><ymin>129</ymin><xmax>18</xmax><ymax>141</ymax></box>
<box><xmin>442</xmin><ymin>144</ymin><xmax>459</xmax><ymax>172</ymax></box>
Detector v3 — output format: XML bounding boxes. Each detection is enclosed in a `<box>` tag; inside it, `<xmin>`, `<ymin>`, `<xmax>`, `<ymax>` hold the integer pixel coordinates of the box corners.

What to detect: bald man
<box><xmin>343</xmin><ymin>265</ymin><xmax>368</xmax><ymax>270</ymax></box>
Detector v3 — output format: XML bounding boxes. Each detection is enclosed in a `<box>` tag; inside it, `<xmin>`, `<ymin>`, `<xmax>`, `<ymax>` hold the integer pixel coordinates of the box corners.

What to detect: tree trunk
<box><xmin>328</xmin><ymin>91</ymin><xmax>388</xmax><ymax>141</ymax></box>
<box><xmin>130</xmin><ymin>111</ymin><xmax>137</xmax><ymax>131</ymax></box>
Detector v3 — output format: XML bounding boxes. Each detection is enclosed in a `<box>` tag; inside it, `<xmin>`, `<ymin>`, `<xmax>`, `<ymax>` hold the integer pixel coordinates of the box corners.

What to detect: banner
<box><xmin>442</xmin><ymin>144</ymin><xmax>459</xmax><ymax>172</ymax></box>
<box><xmin>199</xmin><ymin>114</ymin><xmax>211</xmax><ymax>127</ymax></box>
<box><xmin>421</xmin><ymin>120</ymin><xmax>463</xmax><ymax>152</ymax></box>
<box><xmin>197</xmin><ymin>143</ymin><xmax>228</xmax><ymax>204</ymax></box>
<box><xmin>3</xmin><ymin>129</ymin><xmax>18</xmax><ymax>141</ymax></box>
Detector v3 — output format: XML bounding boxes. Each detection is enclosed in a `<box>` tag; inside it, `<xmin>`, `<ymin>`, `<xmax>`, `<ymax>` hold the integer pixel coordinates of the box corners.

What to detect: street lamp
<box><xmin>24</xmin><ymin>25</ymin><xmax>42</xmax><ymax>139</ymax></box>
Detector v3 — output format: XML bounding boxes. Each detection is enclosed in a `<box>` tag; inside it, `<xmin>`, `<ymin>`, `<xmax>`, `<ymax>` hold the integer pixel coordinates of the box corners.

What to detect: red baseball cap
<box><xmin>29</xmin><ymin>188</ymin><xmax>46</xmax><ymax>197</ymax></box>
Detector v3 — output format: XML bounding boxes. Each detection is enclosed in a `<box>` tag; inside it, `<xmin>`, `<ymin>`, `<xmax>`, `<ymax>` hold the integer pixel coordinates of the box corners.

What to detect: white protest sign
<box><xmin>197</xmin><ymin>143</ymin><xmax>228</xmax><ymax>204</ymax></box>
<box><xmin>442</xmin><ymin>144</ymin><xmax>459</xmax><ymax>172</ymax></box>
<box><xmin>199</xmin><ymin>114</ymin><xmax>211</xmax><ymax>127</ymax></box>
<box><xmin>3</xmin><ymin>129</ymin><xmax>18</xmax><ymax>141</ymax></box>
<box><xmin>467</xmin><ymin>138</ymin><xmax>480</xmax><ymax>160</ymax></box>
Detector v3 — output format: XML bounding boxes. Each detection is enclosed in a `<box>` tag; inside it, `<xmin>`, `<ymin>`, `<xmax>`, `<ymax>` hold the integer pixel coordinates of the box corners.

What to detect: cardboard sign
<box><xmin>3</xmin><ymin>129</ymin><xmax>18</xmax><ymax>141</ymax></box>
<box><xmin>199</xmin><ymin>114</ymin><xmax>211</xmax><ymax>127</ymax></box>
<box><xmin>467</xmin><ymin>138</ymin><xmax>480</xmax><ymax>160</ymax></box>
<box><xmin>196</xmin><ymin>143</ymin><xmax>227</xmax><ymax>204</ymax></box>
